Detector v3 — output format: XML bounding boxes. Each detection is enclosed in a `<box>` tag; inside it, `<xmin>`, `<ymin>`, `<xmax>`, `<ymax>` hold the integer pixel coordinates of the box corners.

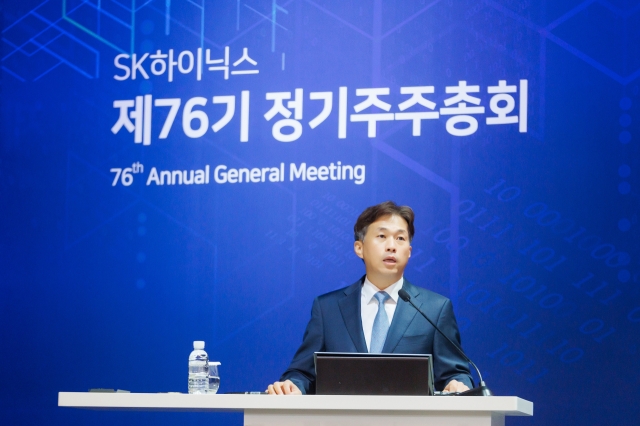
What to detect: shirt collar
<box><xmin>362</xmin><ymin>276</ymin><xmax>403</xmax><ymax>304</ymax></box>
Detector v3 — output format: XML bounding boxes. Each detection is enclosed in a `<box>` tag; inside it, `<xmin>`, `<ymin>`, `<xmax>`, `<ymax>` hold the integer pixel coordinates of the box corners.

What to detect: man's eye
<box><xmin>377</xmin><ymin>234</ymin><xmax>385</xmax><ymax>238</ymax></box>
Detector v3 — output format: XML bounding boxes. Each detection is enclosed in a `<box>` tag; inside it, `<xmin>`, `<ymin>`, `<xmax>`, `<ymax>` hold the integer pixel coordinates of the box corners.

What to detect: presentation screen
<box><xmin>1</xmin><ymin>1</ymin><xmax>638</xmax><ymax>425</ymax></box>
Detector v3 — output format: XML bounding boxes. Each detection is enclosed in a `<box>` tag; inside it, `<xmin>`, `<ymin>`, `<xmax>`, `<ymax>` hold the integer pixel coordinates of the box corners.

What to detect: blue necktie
<box><xmin>370</xmin><ymin>291</ymin><xmax>391</xmax><ymax>353</ymax></box>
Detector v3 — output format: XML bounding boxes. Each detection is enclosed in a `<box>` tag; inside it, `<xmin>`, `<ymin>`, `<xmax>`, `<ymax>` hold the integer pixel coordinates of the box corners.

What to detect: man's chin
<box><xmin>367</xmin><ymin>263</ymin><xmax>406</xmax><ymax>278</ymax></box>
<box><xmin>375</xmin><ymin>266</ymin><xmax>403</xmax><ymax>278</ymax></box>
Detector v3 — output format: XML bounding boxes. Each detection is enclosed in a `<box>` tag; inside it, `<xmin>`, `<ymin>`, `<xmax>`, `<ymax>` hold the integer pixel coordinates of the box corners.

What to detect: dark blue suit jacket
<box><xmin>280</xmin><ymin>276</ymin><xmax>474</xmax><ymax>394</ymax></box>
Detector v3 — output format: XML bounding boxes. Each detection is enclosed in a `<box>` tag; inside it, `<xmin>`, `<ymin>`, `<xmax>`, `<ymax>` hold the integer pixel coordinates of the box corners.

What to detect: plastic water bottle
<box><xmin>188</xmin><ymin>341</ymin><xmax>209</xmax><ymax>394</ymax></box>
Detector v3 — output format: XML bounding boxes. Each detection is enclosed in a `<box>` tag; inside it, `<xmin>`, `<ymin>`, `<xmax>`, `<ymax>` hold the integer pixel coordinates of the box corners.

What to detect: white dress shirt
<box><xmin>361</xmin><ymin>276</ymin><xmax>404</xmax><ymax>352</ymax></box>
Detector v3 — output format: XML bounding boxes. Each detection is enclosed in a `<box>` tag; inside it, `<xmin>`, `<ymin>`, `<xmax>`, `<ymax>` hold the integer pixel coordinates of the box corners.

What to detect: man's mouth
<box><xmin>383</xmin><ymin>256</ymin><xmax>397</xmax><ymax>264</ymax></box>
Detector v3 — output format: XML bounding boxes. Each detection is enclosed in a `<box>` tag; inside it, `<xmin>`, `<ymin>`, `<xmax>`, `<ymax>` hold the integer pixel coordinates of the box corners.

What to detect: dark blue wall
<box><xmin>2</xmin><ymin>1</ymin><xmax>639</xmax><ymax>425</ymax></box>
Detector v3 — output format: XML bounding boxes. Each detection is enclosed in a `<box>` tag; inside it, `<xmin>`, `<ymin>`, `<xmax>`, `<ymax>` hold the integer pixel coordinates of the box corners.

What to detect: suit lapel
<box><xmin>338</xmin><ymin>277</ymin><xmax>368</xmax><ymax>353</ymax></box>
<box><xmin>382</xmin><ymin>279</ymin><xmax>421</xmax><ymax>353</ymax></box>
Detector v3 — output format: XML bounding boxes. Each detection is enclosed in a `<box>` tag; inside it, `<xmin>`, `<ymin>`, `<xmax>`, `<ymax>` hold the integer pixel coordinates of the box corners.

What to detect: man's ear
<box><xmin>354</xmin><ymin>240</ymin><xmax>364</xmax><ymax>259</ymax></box>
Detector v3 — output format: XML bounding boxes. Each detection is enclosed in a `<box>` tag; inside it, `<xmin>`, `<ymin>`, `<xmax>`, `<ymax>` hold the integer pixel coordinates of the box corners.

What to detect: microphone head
<box><xmin>398</xmin><ymin>289</ymin><xmax>411</xmax><ymax>302</ymax></box>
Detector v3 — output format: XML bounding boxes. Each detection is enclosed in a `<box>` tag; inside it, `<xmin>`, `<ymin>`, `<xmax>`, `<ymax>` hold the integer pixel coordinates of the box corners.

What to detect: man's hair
<box><xmin>354</xmin><ymin>201</ymin><xmax>415</xmax><ymax>242</ymax></box>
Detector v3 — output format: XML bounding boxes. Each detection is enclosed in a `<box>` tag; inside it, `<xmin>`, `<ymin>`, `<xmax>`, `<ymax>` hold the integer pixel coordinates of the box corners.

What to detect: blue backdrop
<box><xmin>2</xmin><ymin>0</ymin><xmax>639</xmax><ymax>425</ymax></box>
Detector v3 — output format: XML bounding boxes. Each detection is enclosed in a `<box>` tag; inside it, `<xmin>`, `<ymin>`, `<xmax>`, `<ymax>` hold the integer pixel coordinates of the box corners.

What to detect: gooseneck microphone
<box><xmin>398</xmin><ymin>289</ymin><xmax>493</xmax><ymax>396</ymax></box>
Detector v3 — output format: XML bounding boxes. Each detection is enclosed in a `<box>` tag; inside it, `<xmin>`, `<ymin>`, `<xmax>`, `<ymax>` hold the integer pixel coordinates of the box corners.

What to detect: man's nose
<box><xmin>386</xmin><ymin>240</ymin><xmax>397</xmax><ymax>252</ymax></box>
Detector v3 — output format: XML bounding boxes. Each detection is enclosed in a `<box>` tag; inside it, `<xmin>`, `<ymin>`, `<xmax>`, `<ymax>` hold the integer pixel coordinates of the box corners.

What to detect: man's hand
<box><xmin>266</xmin><ymin>380</ymin><xmax>302</xmax><ymax>395</ymax></box>
<box><xmin>443</xmin><ymin>379</ymin><xmax>470</xmax><ymax>393</ymax></box>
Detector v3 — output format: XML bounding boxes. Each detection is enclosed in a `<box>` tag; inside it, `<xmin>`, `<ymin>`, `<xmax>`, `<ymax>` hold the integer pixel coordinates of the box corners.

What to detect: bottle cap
<box><xmin>193</xmin><ymin>341</ymin><xmax>205</xmax><ymax>350</ymax></box>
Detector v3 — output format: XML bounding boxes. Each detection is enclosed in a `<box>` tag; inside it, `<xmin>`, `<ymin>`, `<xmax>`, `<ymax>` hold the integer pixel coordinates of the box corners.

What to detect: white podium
<box><xmin>58</xmin><ymin>392</ymin><xmax>532</xmax><ymax>426</ymax></box>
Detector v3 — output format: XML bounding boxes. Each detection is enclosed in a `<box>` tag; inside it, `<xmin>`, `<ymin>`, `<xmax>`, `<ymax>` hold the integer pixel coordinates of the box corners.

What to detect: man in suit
<box><xmin>267</xmin><ymin>201</ymin><xmax>473</xmax><ymax>395</ymax></box>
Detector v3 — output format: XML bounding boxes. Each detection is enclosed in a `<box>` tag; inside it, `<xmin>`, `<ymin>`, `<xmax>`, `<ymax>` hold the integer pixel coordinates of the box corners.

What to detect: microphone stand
<box><xmin>398</xmin><ymin>289</ymin><xmax>493</xmax><ymax>396</ymax></box>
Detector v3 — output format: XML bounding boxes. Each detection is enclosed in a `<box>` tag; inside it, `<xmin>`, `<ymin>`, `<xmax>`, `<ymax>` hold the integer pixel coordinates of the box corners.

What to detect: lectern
<box><xmin>59</xmin><ymin>392</ymin><xmax>532</xmax><ymax>426</ymax></box>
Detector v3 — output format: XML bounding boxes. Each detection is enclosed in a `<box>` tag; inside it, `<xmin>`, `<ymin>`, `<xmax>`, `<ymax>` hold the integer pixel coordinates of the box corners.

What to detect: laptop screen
<box><xmin>314</xmin><ymin>352</ymin><xmax>434</xmax><ymax>396</ymax></box>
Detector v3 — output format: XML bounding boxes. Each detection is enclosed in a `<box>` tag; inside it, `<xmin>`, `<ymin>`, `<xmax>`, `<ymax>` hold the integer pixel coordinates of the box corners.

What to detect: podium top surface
<box><xmin>58</xmin><ymin>392</ymin><xmax>533</xmax><ymax>416</ymax></box>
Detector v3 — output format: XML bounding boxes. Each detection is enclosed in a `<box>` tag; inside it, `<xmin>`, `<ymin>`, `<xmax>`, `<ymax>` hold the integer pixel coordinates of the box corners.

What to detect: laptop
<box><xmin>314</xmin><ymin>352</ymin><xmax>434</xmax><ymax>395</ymax></box>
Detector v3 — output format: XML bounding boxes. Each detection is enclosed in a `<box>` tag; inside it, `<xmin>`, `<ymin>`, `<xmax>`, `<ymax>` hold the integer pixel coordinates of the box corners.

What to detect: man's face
<box><xmin>354</xmin><ymin>214</ymin><xmax>412</xmax><ymax>288</ymax></box>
